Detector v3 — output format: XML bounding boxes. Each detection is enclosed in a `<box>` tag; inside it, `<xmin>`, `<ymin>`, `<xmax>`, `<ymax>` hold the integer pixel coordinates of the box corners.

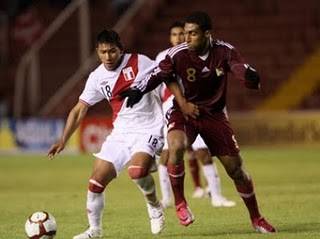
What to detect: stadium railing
<box><xmin>14</xmin><ymin>0</ymin><xmax>91</xmax><ymax>118</ymax></box>
<box><xmin>39</xmin><ymin>0</ymin><xmax>163</xmax><ymax>116</ymax></box>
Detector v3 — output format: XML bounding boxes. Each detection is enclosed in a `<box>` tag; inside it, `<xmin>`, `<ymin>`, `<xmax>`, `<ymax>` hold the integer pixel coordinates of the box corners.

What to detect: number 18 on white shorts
<box><xmin>94</xmin><ymin>131</ymin><xmax>164</xmax><ymax>175</ymax></box>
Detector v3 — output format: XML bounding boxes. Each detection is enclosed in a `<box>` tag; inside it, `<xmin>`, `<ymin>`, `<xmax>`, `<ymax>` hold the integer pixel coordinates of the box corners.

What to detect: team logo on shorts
<box><xmin>122</xmin><ymin>67</ymin><xmax>135</xmax><ymax>81</ymax></box>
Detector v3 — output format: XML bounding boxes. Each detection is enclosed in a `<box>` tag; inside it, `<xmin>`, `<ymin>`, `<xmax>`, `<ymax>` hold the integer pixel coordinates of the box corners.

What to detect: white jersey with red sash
<box><xmin>80</xmin><ymin>53</ymin><xmax>163</xmax><ymax>135</ymax></box>
<box><xmin>79</xmin><ymin>53</ymin><xmax>164</xmax><ymax>173</ymax></box>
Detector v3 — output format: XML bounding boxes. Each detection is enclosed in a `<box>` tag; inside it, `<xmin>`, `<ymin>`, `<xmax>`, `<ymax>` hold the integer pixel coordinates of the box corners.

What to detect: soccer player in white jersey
<box><xmin>47</xmin><ymin>29</ymin><xmax>165</xmax><ymax>239</ymax></box>
<box><xmin>157</xmin><ymin>21</ymin><xmax>235</xmax><ymax>208</ymax></box>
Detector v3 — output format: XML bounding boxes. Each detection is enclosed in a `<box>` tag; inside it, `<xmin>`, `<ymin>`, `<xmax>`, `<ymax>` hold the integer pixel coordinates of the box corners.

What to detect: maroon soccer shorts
<box><xmin>166</xmin><ymin>108</ymin><xmax>240</xmax><ymax>156</ymax></box>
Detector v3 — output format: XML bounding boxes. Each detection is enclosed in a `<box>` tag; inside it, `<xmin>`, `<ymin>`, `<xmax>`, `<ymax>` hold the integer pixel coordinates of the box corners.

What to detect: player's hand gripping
<box><xmin>120</xmin><ymin>87</ymin><xmax>143</xmax><ymax>107</ymax></box>
<box><xmin>180</xmin><ymin>101</ymin><xmax>200</xmax><ymax>119</ymax></box>
<box><xmin>47</xmin><ymin>140</ymin><xmax>65</xmax><ymax>160</ymax></box>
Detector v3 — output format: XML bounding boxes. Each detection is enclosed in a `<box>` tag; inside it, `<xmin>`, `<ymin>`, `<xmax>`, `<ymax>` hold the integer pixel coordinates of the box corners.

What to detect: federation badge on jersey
<box><xmin>122</xmin><ymin>66</ymin><xmax>135</xmax><ymax>81</ymax></box>
<box><xmin>215</xmin><ymin>67</ymin><xmax>224</xmax><ymax>77</ymax></box>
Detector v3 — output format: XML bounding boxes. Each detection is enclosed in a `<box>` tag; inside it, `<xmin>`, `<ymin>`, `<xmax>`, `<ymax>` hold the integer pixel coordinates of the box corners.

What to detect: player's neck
<box><xmin>197</xmin><ymin>40</ymin><xmax>210</xmax><ymax>56</ymax></box>
<box><xmin>114</xmin><ymin>54</ymin><xmax>125</xmax><ymax>70</ymax></box>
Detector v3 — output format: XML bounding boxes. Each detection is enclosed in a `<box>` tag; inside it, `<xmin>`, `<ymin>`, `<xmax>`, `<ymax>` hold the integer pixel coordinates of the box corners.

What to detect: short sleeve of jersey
<box><xmin>155</xmin><ymin>49</ymin><xmax>169</xmax><ymax>64</ymax></box>
<box><xmin>132</xmin><ymin>54</ymin><xmax>156</xmax><ymax>87</ymax></box>
<box><xmin>138</xmin><ymin>54</ymin><xmax>155</xmax><ymax>75</ymax></box>
<box><xmin>79</xmin><ymin>71</ymin><xmax>105</xmax><ymax>106</ymax></box>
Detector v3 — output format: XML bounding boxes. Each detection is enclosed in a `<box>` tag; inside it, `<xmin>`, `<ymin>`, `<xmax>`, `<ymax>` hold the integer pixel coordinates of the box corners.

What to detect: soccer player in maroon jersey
<box><xmin>121</xmin><ymin>11</ymin><xmax>276</xmax><ymax>233</ymax></box>
<box><xmin>158</xmin><ymin>21</ymin><xmax>235</xmax><ymax>208</ymax></box>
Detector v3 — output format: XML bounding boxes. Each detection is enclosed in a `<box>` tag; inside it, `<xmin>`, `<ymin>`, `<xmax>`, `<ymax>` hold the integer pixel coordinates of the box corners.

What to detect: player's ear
<box><xmin>95</xmin><ymin>45</ymin><xmax>100</xmax><ymax>55</ymax></box>
<box><xmin>95</xmin><ymin>42</ymin><xmax>101</xmax><ymax>53</ymax></box>
<box><xmin>204</xmin><ymin>30</ymin><xmax>211</xmax><ymax>39</ymax></box>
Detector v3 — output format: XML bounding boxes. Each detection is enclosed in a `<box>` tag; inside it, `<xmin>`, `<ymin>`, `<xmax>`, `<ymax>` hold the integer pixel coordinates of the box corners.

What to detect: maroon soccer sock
<box><xmin>188</xmin><ymin>158</ymin><xmax>201</xmax><ymax>188</ymax></box>
<box><xmin>235</xmin><ymin>178</ymin><xmax>261</xmax><ymax>220</ymax></box>
<box><xmin>167</xmin><ymin>162</ymin><xmax>186</xmax><ymax>206</ymax></box>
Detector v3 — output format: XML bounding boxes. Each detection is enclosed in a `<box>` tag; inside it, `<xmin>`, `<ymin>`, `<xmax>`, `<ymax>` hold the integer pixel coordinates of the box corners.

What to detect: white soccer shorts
<box><xmin>94</xmin><ymin>131</ymin><xmax>164</xmax><ymax>175</ymax></box>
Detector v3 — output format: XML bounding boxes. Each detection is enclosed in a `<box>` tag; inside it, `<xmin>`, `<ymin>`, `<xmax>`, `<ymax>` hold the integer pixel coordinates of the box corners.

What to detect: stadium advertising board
<box><xmin>231</xmin><ymin>111</ymin><xmax>320</xmax><ymax>145</ymax></box>
<box><xmin>79</xmin><ymin>117</ymin><xmax>112</xmax><ymax>153</ymax></box>
<box><xmin>1</xmin><ymin>112</ymin><xmax>319</xmax><ymax>152</ymax></box>
<box><xmin>9</xmin><ymin>118</ymin><xmax>64</xmax><ymax>151</ymax></box>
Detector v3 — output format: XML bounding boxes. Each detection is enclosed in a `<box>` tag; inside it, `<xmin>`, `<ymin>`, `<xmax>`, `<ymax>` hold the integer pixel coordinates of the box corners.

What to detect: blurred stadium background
<box><xmin>0</xmin><ymin>0</ymin><xmax>320</xmax><ymax>238</ymax></box>
<box><xmin>0</xmin><ymin>0</ymin><xmax>320</xmax><ymax>152</ymax></box>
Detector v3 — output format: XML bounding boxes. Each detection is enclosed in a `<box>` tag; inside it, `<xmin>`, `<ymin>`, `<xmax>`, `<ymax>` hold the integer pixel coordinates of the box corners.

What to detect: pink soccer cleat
<box><xmin>176</xmin><ymin>202</ymin><xmax>195</xmax><ymax>226</ymax></box>
<box><xmin>252</xmin><ymin>217</ymin><xmax>276</xmax><ymax>233</ymax></box>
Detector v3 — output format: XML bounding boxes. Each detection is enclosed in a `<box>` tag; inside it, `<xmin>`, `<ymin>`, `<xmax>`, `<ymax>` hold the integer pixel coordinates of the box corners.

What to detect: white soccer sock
<box><xmin>133</xmin><ymin>174</ymin><xmax>158</xmax><ymax>206</ymax></box>
<box><xmin>158</xmin><ymin>164</ymin><xmax>172</xmax><ymax>202</ymax></box>
<box><xmin>202</xmin><ymin>163</ymin><xmax>222</xmax><ymax>198</ymax></box>
<box><xmin>87</xmin><ymin>190</ymin><xmax>105</xmax><ymax>229</ymax></box>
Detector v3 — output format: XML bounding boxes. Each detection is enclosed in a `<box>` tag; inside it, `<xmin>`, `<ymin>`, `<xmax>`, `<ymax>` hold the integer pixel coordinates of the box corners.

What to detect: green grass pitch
<box><xmin>0</xmin><ymin>145</ymin><xmax>319</xmax><ymax>239</ymax></box>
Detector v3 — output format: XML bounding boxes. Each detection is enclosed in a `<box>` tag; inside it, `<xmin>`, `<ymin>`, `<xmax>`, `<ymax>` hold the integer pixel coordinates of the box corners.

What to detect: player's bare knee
<box><xmin>168</xmin><ymin>134</ymin><xmax>186</xmax><ymax>151</ymax></box>
<box><xmin>88</xmin><ymin>178</ymin><xmax>105</xmax><ymax>193</ymax></box>
<box><xmin>169</xmin><ymin>141</ymin><xmax>185</xmax><ymax>153</ymax></box>
<box><xmin>228</xmin><ymin>164</ymin><xmax>248</xmax><ymax>182</ymax></box>
<box><xmin>169</xmin><ymin>142</ymin><xmax>185</xmax><ymax>160</ymax></box>
<box><xmin>128</xmin><ymin>165</ymin><xmax>149</xmax><ymax>179</ymax></box>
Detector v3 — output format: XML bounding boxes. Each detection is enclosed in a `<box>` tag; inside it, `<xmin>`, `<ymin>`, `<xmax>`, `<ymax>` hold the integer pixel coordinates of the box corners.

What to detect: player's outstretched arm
<box><xmin>229</xmin><ymin>48</ymin><xmax>260</xmax><ymax>90</ymax></box>
<box><xmin>47</xmin><ymin>101</ymin><xmax>88</xmax><ymax>159</ymax></box>
<box><xmin>167</xmin><ymin>81</ymin><xmax>199</xmax><ymax>119</ymax></box>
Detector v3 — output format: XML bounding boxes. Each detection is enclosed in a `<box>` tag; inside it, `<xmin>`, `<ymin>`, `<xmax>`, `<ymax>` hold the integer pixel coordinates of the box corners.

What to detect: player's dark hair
<box><xmin>169</xmin><ymin>21</ymin><xmax>184</xmax><ymax>31</ymax></box>
<box><xmin>96</xmin><ymin>29</ymin><xmax>123</xmax><ymax>50</ymax></box>
<box><xmin>185</xmin><ymin>11</ymin><xmax>212</xmax><ymax>32</ymax></box>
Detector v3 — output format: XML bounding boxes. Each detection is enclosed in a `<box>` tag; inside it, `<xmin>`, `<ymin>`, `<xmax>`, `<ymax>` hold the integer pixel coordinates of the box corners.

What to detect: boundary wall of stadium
<box><xmin>231</xmin><ymin>111</ymin><xmax>320</xmax><ymax>145</ymax></box>
<box><xmin>0</xmin><ymin>111</ymin><xmax>319</xmax><ymax>153</ymax></box>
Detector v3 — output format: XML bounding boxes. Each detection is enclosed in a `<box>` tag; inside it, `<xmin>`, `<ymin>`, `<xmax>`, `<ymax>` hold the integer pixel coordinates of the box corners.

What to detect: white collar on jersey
<box><xmin>199</xmin><ymin>50</ymin><xmax>209</xmax><ymax>61</ymax></box>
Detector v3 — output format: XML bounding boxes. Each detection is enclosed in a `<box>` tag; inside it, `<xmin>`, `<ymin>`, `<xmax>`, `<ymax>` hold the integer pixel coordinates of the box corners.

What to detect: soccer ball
<box><xmin>25</xmin><ymin>211</ymin><xmax>57</xmax><ymax>239</ymax></box>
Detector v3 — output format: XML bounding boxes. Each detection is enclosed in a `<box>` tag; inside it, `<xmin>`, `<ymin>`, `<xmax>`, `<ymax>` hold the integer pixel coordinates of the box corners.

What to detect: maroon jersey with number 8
<box><xmin>139</xmin><ymin>40</ymin><xmax>258</xmax><ymax>115</ymax></box>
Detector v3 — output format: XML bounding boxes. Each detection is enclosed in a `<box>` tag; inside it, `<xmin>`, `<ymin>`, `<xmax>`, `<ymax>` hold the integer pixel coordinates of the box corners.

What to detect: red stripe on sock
<box><xmin>235</xmin><ymin>178</ymin><xmax>261</xmax><ymax>220</ymax></box>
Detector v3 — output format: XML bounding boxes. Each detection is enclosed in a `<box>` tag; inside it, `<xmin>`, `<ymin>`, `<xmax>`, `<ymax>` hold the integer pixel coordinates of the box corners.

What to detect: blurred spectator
<box><xmin>5</xmin><ymin>0</ymin><xmax>33</xmax><ymax>17</ymax></box>
<box><xmin>11</xmin><ymin>5</ymin><xmax>43</xmax><ymax>54</ymax></box>
<box><xmin>111</xmin><ymin>0</ymin><xmax>135</xmax><ymax>16</ymax></box>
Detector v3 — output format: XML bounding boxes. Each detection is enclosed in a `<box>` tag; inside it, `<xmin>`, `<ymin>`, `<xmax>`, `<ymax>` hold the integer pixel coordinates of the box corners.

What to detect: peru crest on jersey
<box><xmin>122</xmin><ymin>66</ymin><xmax>135</xmax><ymax>81</ymax></box>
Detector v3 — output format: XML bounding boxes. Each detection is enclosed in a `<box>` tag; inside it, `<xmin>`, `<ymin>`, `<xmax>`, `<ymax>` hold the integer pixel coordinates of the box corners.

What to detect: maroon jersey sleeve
<box><xmin>228</xmin><ymin>47</ymin><xmax>260</xmax><ymax>89</ymax></box>
<box><xmin>136</xmin><ymin>55</ymin><xmax>176</xmax><ymax>93</ymax></box>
